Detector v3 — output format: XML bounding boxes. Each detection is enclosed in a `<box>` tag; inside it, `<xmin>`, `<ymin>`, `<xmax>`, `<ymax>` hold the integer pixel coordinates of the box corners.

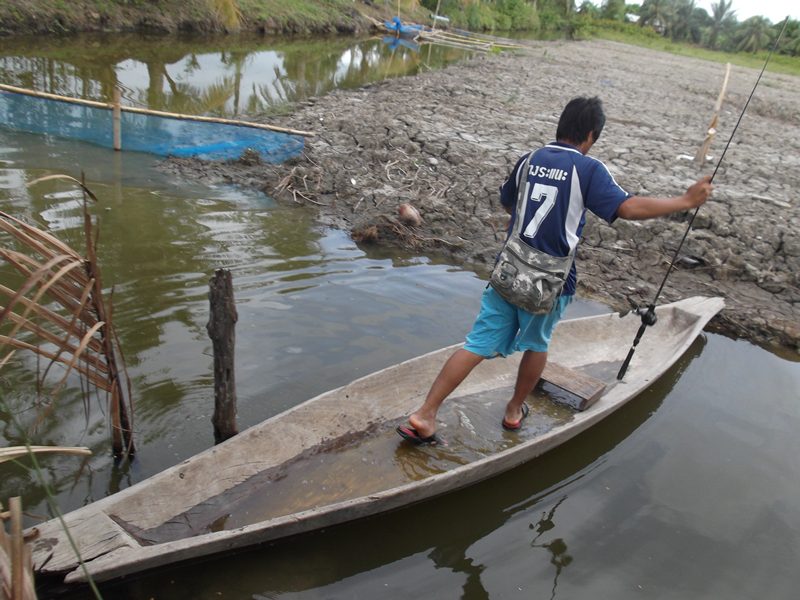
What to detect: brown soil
<box><xmin>163</xmin><ymin>39</ymin><xmax>800</xmax><ymax>354</ymax></box>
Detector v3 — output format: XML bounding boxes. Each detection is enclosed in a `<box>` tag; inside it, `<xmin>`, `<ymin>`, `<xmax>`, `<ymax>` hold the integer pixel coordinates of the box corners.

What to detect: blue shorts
<box><xmin>463</xmin><ymin>287</ymin><xmax>572</xmax><ymax>358</ymax></box>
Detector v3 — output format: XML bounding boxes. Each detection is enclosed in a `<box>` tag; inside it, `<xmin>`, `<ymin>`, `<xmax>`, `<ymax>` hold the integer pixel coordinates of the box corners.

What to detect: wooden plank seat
<box><xmin>540</xmin><ymin>361</ymin><xmax>606</xmax><ymax>411</ymax></box>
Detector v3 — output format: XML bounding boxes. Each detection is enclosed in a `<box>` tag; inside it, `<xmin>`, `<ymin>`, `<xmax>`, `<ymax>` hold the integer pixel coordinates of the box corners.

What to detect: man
<box><xmin>397</xmin><ymin>96</ymin><xmax>712</xmax><ymax>444</ymax></box>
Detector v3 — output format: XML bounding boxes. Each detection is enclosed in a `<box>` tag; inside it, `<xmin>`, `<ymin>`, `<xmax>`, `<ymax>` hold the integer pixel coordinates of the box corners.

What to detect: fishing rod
<box><xmin>616</xmin><ymin>16</ymin><xmax>790</xmax><ymax>381</ymax></box>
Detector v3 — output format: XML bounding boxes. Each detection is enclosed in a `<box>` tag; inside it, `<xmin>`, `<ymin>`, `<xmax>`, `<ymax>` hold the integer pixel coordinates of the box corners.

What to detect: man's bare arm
<box><xmin>617</xmin><ymin>176</ymin><xmax>712</xmax><ymax>221</ymax></box>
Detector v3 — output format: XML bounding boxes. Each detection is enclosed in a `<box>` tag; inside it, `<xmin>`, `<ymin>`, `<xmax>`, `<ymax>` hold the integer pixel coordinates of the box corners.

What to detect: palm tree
<box><xmin>708</xmin><ymin>0</ymin><xmax>736</xmax><ymax>49</ymax></box>
<box><xmin>737</xmin><ymin>16</ymin><xmax>774</xmax><ymax>53</ymax></box>
<box><xmin>639</xmin><ymin>0</ymin><xmax>675</xmax><ymax>35</ymax></box>
<box><xmin>778</xmin><ymin>19</ymin><xmax>800</xmax><ymax>56</ymax></box>
<box><xmin>577</xmin><ymin>1</ymin><xmax>600</xmax><ymax>17</ymax></box>
<box><xmin>670</xmin><ymin>0</ymin><xmax>696</xmax><ymax>42</ymax></box>
<box><xmin>601</xmin><ymin>0</ymin><xmax>626</xmax><ymax>21</ymax></box>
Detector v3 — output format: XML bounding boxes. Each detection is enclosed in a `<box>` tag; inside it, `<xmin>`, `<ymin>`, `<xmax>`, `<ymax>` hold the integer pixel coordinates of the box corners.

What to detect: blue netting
<box><xmin>0</xmin><ymin>91</ymin><xmax>304</xmax><ymax>163</ymax></box>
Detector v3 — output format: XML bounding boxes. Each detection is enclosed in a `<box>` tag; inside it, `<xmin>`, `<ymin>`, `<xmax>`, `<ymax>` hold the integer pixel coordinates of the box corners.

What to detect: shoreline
<box><xmin>163</xmin><ymin>39</ymin><xmax>799</xmax><ymax>353</ymax></box>
<box><xmin>0</xmin><ymin>0</ymin><xmax>386</xmax><ymax>37</ymax></box>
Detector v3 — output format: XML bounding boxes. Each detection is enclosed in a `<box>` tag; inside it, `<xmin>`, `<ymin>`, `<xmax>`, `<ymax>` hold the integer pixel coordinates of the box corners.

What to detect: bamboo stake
<box><xmin>695</xmin><ymin>62</ymin><xmax>731</xmax><ymax>165</ymax></box>
<box><xmin>9</xmin><ymin>498</ymin><xmax>22</xmax><ymax>600</ymax></box>
<box><xmin>433</xmin><ymin>0</ymin><xmax>442</xmax><ymax>30</ymax></box>
<box><xmin>418</xmin><ymin>36</ymin><xmax>492</xmax><ymax>52</ymax></box>
<box><xmin>419</xmin><ymin>30</ymin><xmax>522</xmax><ymax>50</ymax></box>
<box><xmin>0</xmin><ymin>502</ymin><xmax>9</xmax><ymax>600</ymax></box>
<box><xmin>112</xmin><ymin>88</ymin><xmax>122</xmax><ymax>152</ymax></box>
<box><xmin>0</xmin><ymin>83</ymin><xmax>315</xmax><ymax>137</ymax></box>
<box><xmin>421</xmin><ymin>29</ymin><xmax>524</xmax><ymax>47</ymax></box>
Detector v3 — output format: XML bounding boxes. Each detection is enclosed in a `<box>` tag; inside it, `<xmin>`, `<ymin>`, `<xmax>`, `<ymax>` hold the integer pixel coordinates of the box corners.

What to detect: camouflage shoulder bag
<box><xmin>489</xmin><ymin>153</ymin><xmax>574</xmax><ymax>315</ymax></box>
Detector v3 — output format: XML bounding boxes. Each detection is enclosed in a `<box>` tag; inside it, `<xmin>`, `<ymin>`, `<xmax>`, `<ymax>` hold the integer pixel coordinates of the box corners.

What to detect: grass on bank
<box><xmin>237</xmin><ymin>0</ymin><xmax>432</xmax><ymax>32</ymax></box>
<box><xmin>0</xmin><ymin>0</ymin><xmax>395</xmax><ymax>35</ymax></box>
<box><xmin>238</xmin><ymin>0</ymin><xmax>360</xmax><ymax>27</ymax></box>
<box><xmin>584</xmin><ymin>19</ymin><xmax>800</xmax><ymax>77</ymax></box>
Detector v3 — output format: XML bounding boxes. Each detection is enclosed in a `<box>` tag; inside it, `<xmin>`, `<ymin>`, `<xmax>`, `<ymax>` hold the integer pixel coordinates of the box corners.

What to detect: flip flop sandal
<box><xmin>502</xmin><ymin>402</ymin><xmax>530</xmax><ymax>431</ymax></box>
<box><xmin>396</xmin><ymin>425</ymin><xmax>444</xmax><ymax>446</ymax></box>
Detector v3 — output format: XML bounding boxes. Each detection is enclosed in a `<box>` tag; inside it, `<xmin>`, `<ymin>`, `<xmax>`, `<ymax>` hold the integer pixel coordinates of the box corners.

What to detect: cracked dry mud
<box><xmin>164</xmin><ymin>39</ymin><xmax>800</xmax><ymax>353</ymax></box>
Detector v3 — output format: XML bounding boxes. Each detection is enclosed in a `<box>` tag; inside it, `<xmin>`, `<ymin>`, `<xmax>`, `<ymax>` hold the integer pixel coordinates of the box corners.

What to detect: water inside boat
<box><xmin>119</xmin><ymin>360</ymin><xmax>620</xmax><ymax>544</ymax></box>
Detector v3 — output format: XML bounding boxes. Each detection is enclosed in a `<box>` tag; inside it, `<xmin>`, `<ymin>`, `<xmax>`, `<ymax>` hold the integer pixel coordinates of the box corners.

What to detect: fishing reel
<box><xmin>624</xmin><ymin>298</ymin><xmax>657</xmax><ymax>327</ymax></box>
<box><xmin>637</xmin><ymin>305</ymin><xmax>658</xmax><ymax>327</ymax></box>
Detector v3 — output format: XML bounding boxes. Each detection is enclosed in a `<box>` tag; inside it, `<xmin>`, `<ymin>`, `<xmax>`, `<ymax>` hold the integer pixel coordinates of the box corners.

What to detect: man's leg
<box><xmin>403</xmin><ymin>286</ymin><xmax>517</xmax><ymax>439</ymax></box>
<box><xmin>503</xmin><ymin>295</ymin><xmax>571</xmax><ymax>426</ymax></box>
<box><xmin>503</xmin><ymin>350</ymin><xmax>547</xmax><ymax>424</ymax></box>
<box><xmin>407</xmin><ymin>348</ymin><xmax>485</xmax><ymax>437</ymax></box>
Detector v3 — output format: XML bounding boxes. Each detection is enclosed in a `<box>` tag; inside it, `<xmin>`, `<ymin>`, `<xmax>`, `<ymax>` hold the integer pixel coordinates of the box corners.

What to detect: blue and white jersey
<box><xmin>499</xmin><ymin>141</ymin><xmax>632</xmax><ymax>296</ymax></box>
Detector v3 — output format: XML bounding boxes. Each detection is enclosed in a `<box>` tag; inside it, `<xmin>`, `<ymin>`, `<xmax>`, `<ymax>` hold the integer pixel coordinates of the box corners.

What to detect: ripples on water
<box><xmin>0</xmin><ymin>125</ymin><xmax>491</xmax><ymax>520</ymax></box>
<box><xmin>0</xmin><ymin>30</ymin><xmax>480</xmax><ymax>517</ymax></box>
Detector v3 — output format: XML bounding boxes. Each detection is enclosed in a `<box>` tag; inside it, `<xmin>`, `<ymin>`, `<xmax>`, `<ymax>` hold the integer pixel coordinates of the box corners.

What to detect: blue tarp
<box><xmin>384</xmin><ymin>16</ymin><xmax>424</xmax><ymax>38</ymax></box>
<box><xmin>0</xmin><ymin>91</ymin><xmax>304</xmax><ymax>163</ymax></box>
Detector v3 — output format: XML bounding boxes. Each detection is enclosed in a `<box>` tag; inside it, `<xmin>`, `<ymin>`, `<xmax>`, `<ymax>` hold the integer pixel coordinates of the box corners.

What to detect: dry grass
<box><xmin>0</xmin><ymin>175</ymin><xmax>134</xmax><ymax>458</ymax></box>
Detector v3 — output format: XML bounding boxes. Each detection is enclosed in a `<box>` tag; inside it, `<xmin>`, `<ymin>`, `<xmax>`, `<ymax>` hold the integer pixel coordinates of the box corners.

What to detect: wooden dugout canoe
<box><xmin>29</xmin><ymin>296</ymin><xmax>724</xmax><ymax>586</ymax></box>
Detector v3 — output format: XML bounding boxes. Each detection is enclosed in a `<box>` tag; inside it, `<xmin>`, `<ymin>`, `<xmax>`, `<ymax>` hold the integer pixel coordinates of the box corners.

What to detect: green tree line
<box><xmin>417</xmin><ymin>0</ymin><xmax>799</xmax><ymax>55</ymax></box>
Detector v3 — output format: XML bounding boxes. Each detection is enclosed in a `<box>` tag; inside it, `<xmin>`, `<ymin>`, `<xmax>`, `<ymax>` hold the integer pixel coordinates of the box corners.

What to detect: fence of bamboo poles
<box><xmin>0</xmin><ymin>83</ymin><xmax>315</xmax><ymax>144</ymax></box>
<box><xmin>417</xmin><ymin>29</ymin><xmax>527</xmax><ymax>52</ymax></box>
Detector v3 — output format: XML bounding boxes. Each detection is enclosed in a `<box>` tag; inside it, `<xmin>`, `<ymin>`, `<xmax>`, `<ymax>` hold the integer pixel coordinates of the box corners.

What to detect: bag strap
<box><xmin>510</xmin><ymin>151</ymin><xmax>534</xmax><ymax>239</ymax></box>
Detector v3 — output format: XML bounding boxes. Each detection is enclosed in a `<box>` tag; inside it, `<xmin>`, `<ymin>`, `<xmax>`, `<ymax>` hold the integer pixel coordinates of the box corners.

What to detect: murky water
<box><xmin>1</xmin><ymin>33</ymin><xmax>799</xmax><ymax>600</ymax></box>
<box><xmin>0</xmin><ymin>32</ymin><xmax>471</xmax><ymax>117</ymax></box>
<box><xmin>96</xmin><ymin>334</ymin><xmax>799</xmax><ymax>600</ymax></box>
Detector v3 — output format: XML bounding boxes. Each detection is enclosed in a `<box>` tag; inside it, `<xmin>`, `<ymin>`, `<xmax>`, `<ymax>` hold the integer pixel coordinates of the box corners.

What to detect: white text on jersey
<box><xmin>528</xmin><ymin>164</ymin><xmax>568</xmax><ymax>182</ymax></box>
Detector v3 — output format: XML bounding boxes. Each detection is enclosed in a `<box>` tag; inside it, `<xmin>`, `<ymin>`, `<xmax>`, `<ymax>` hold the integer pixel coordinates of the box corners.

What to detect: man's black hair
<box><xmin>556</xmin><ymin>96</ymin><xmax>605</xmax><ymax>145</ymax></box>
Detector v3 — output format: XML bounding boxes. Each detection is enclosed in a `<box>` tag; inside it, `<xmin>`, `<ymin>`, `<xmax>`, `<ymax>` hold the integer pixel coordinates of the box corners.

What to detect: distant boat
<box><xmin>29</xmin><ymin>296</ymin><xmax>723</xmax><ymax>586</ymax></box>
<box><xmin>384</xmin><ymin>16</ymin><xmax>425</xmax><ymax>38</ymax></box>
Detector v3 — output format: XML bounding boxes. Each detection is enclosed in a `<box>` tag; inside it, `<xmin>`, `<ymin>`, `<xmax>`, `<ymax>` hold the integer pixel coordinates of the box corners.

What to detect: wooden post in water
<box><xmin>207</xmin><ymin>269</ymin><xmax>239</xmax><ymax>444</ymax></box>
<box><xmin>112</xmin><ymin>88</ymin><xmax>122</xmax><ymax>151</ymax></box>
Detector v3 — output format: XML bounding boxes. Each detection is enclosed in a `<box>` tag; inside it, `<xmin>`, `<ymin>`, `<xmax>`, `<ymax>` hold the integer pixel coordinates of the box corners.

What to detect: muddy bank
<box><xmin>0</xmin><ymin>0</ymin><xmax>375</xmax><ymax>36</ymax></box>
<box><xmin>165</xmin><ymin>40</ymin><xmax>799</xmax><ymax>352</ymax></box>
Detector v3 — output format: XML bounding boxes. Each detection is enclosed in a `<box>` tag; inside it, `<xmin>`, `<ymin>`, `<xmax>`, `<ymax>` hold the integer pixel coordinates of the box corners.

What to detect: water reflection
<box><xmin>530</xmin><ymin>496</ymin><xmax>572</xmax><ymax>600</ymax></box>
<box><xmin>0</xmin><ymin>33</ymin><xmax>471</xmax><ymax>116</ymax></box>
<box><xmin>0</xmin><ymin>118</ymin><xmax>488</xmax><ymax>524</ymax></box>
